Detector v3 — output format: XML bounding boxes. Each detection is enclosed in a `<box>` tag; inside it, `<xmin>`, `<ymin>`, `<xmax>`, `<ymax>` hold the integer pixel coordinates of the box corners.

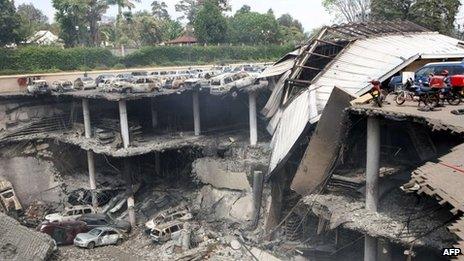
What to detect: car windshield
<box><xmin>151</xmin><ymin>229</ymin><xmax>161</xmax><ymax>236</ymax></box>
<box><xmin>2</xmin><ymin>191</ymin><xmax>13</xmax><ymax>198</ymax></box>
<box><xmin>89</xmin><ymin>228</ymin><xmax>102</xmax><ymax>236</ymax></box>
<box><xmin>82</xmin><ymin>77</ymin><xmax>93</xmax><ymax>81</ymax></box>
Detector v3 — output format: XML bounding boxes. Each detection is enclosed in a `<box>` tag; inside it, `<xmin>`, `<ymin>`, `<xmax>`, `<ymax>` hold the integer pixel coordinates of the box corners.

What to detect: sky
<box><xmin>15</xmin><ymin>0</ymin><xmax>333</xmax><ymax>32</ymax></box>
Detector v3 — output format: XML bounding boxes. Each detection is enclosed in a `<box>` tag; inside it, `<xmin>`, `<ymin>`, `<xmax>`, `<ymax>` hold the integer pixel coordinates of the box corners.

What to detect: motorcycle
<box><xmin>395</xmin><ymin>78</ymin><xmax>439</xmax><ymax>107</ymax></box>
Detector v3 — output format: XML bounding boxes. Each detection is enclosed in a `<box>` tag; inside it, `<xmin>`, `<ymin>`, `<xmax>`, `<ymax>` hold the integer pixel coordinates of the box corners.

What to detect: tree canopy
<box><xmin>193</xmin><ymin>0</ymin><xmax>228</xmax><ymax>44</ymax></box>
<box><xmin>0</xmin><ymin>0</ymin><xmax>22</xmax><ymax>46</ymax></box>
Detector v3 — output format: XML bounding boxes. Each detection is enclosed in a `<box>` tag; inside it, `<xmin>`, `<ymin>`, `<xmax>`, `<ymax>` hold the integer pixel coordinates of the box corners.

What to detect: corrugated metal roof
<box><xmin>259</xmin><ymin>59</ymin><xmax>295</xmax><ymax>78</ymax></box>
<box><xmin>312</xmin><ymin>32</ymin><xmax>464</xmax><ymax>113</ymax></box>
<box><xmin>268</xmin><ymin>89</ymin><xmax>313</xmax><ymax>174</ymax></box>
<box><xmin>267</xmin><ymin>31</ymin><xmax>464</xmax><ymax>176</ymax></box>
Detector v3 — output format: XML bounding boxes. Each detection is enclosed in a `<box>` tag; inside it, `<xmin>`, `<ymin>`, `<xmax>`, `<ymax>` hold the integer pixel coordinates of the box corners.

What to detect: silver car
<box><xmin>73</xmin><ymin>227</ymin><xmax>124</xmax><ymax>249</ymax></box>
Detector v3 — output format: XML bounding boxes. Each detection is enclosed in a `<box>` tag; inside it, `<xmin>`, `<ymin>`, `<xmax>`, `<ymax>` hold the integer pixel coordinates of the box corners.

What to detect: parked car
<box><xmin>389</xmin><ymin>61</ymin><xmax>464</xmax><ymax>91</ymax></box>
<box><xmin>50</xmin><ymin>80</ymin><xmax>74</xmax><ymax>92</ymax></box>
<box><xmin>95</xmin><ymin>74</ymin><xmax>115</xmax><ymax>87</ymax></box>
<box><xmin>149</xmin><ymin>221</ymin><xmax>184</xmax><ymax>243</ymax></box>
<box><xmin>115</xmin><ymin>73</ymin><xmax>134</xmax><ymax>81</ymax></box>
<box><xmin>74</xmin><ymin>227</ymin><xmax>124</xmax><ymax>249</ymax></box>
<box><xmin>26</xmin><ymin>80</ymin><xmax>50</xmax><ymax>94</ymax></box>
<box><xmin>103</xmin><ymin>77</ymin><xmax>160</xmax><ymax>93</ymax></box>
<box><xmin>38</xmin><ymin>221</ymin><xmax>89</xmax><ymax>245</ymax></box>
<box><xmin>44</xmin><ymin>205</ymin><xmax>95</xmax><ymax>222</ymax></box>
<box><xmin>74</xmin><ymin>77</ymin><xmax>97</xmax><ymax>90</ymax></box>
<box><xmin>0</xmin><ymin>179</ymin><xmax>22</xmax><ymax>214</ymax></box>
<box><xmin>130</xmin><ymin>71</ymin><xmax>148</xmax><ymax>77</ymax></box>
<box><xmin>77</xmin><ymin>213</ymin><xmax>131</xmax><ymax>233</ymax></box>
<box><xmin>145</xmin><ymin>205</ymin><xmax>192</xmax><ymax>231</ymax></box>
<box><xmin>210</xmin><ymin>72</ymin><xmax>256</xmax><ymax>95</ymax></box>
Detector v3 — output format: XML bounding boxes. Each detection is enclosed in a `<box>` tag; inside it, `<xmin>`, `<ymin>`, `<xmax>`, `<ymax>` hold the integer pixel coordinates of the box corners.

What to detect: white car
<box><xmin>210</xmin><ymin>72</ymin><xmax>256</xmax><ymax>95</ymax></box>
<box><xmin>50</xmin><ymin>80</ymin><xmax>74</xmax><ymax>92</ymax></box>
<box><xmin>74</xmin><ymin>227</ymin><xmax>124</xmax><ymax>249</ymax></box>
<box><xmin>101</xmin><ymin>77</ymin><xmax>160</xmax><ymax>93</ymax></box>
<box><xmin>26</xmin><ymin>80</ymin><xmax>50</xmax><ymax>94</ymax></box>
<box><xmin>145</xmin><ymin>206</ymin><xmax>192</xmax><ymax>231</ymax></box>
<box><xmin>44</xmin><ymin>205</ymin><xmax>95</xmax><ymax>222</ymax></box>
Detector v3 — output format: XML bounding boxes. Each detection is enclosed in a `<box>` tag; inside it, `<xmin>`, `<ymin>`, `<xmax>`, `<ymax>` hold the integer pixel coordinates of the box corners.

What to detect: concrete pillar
<box><xmin>182</xmin><ymin>222</ymin><xmax>191</xmax><ymax>251</ymax></box>
<box><xmin>364</xmin><ymin>117</ymin><xmax>381</xmax><ymax>261</ymax></box>
<box><xmin>252</xmin><ymin>170</ymin><xmax>264</xmax><ymax>228</ymax></box>
<box><xmin>87</xmin><ymin>150</ymin><xmax>98</xmax><ymax>208</ymax></box>
<box><xmin>192</xmin><ymin>91</ymin><xmax>200</xmax><ymax>136</ymax></box>
<box><xmin>366</xmin><ymin>117</ymin><xmax>380</xmax><ymax>211</ymax></box>
<box><xmin>155</xmin><ymin>151</ymin><xmax>161</xmax><ymax>176</ymax></box>
<box><xmin>118</xmin><ymin>100</ymin><xmax>130</xmax><ymax>148</ymax></box>
<box><xmin>123</xmin><ymin>159</ymin><xmax>136</xmax><ymax>228</ymax></box>
<box><xmin>82</xmin><ymin>98</ymin><xmax>97</xmax><ymax>208</ymax></box>
<box><xmin>151</xmin><ymin>98</ymin><xmax>158</xmax><ymax>129</ymax></box>
<box><xmin>249</xmin><ymin>92</ymin><xmax>258</xmax><ymax>146</ymax></box>
<box><xmin>82</xmin><ymin>99</ymin><xmax>91</xmax><ymax>138</ymax></box>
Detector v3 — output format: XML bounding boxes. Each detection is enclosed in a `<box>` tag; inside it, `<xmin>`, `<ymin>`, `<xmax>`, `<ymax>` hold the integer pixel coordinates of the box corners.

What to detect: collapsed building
<box><xmin>2</xmin><ymin>20</ymin><xmax>464</xmax><ymax>261</ymax></box>
<box><xmin>260</xmin><ymin>21</ymin><xmax>464</xmax><ymax>260</ymax></box>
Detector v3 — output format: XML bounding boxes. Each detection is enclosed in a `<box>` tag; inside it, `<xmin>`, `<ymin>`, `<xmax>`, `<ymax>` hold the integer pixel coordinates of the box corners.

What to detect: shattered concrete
<box><xmin>0</xmin><ymin>212</ymin><xmax>55</xmax><ymax>260</ymax></box>
<box><xmin>193</xmin><ymin>158</ymin><xmax>251</xmax><ymax>191</ymax></box>
<box><xmin>303</xmin><ymin>191</ymin><xmax>454</xmax><ymax>250</ymax></box>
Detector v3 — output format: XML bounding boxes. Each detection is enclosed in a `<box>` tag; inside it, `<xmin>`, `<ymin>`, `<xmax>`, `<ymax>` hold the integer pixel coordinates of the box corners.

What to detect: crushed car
<box><xmin>74</xmin><ymin>227</ymin><xmax>124</xmax><ymax>249</ymax></box>
<box><xmin>100</xmin><ymin>77</ymin><xmax>160</xmax><ymax>93</ymax></box>
<box><xmin>0</xmin><ymin>179</ymin><xmax>22</xmax><ymax>215</ymax></box>
<box><xmin>26</xmin><ymin>80</ymin><xmax>50</xmax><ymax>94</ymax></box>
<box><xmin>50</xmin><ymin>80</ymin><xmax>74</xmax><ymax>92</ymax></box>
<box><xmin>44</xmin><ymin>205</ymin><xmax>95</xmax><ymax>222</ymax></box>
<box><xmin>77</xmin><ymin>213</ymin><xmax>131</xmax><ymax>233</ymax></box>
<box><xmin>145</xmin><ymin>205</ymin><xmax>192</xmax><ymax>232</ymax></box>
<box><xmin>95</xmin><ymin>74</ymin><xmax>115</xmax><ymax>87</ymax></box>
<box><xmin>38</xmin><ymin>220</ymin><xmax>89</xmax><ymax>245</ymax></box>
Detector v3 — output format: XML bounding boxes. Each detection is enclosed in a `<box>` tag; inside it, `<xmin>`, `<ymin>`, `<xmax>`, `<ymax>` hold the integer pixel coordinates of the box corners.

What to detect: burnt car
<box><xmin>0</xmin><ymin>179</ymin><xmax>22</xmax><ymax>215</ymax></box>
<box><xmin>74</xmin><ymin>77</ymin><xmax>97</xmax><ymax>90</ymax></box>
<box><xmin>149</xmin><ymin>221</ymin><xmax>184</xmax><ymax>243</ymax></box>
<box><xmin>95</xmin><ymin>74</ymin><xmax>115</xmax><ymax>87</ymax></box>
<box><xmin>77</xmin><ymin>213</ymin><xmax>131</xmax><ymax>233</ymax></box>
<box><xmin>145</xmin><ymin>205</ymin><xmax>192</xmax><ymax>232</ymax></box>
<box><xmin>26</xmin><ymin>80</ymin><xmax>50</xmax><ymax>94</ymax></box>
<box><xmin>37</xmin><ymin>220</ymin><xmax>89</xmax><ymax>245</ymax></box>
<box><xmin>50</xmin><ymin>80</ymin><xmax>74</xmax><ymax>92</ymax></box>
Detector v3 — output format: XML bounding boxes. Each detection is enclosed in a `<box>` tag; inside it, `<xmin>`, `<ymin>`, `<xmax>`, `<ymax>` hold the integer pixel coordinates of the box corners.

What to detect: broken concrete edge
<box><xmin>0</xmin><ymin>131</ymin><xmax>262</xmax><ymax>158</ymax></box>
<box><xmin>0</xmin><ymin>212</ymin><xmax>55</xmax><ymax>260</ymax></box>
<box><xmin>302</xmin><ymin>194</ymin><xmax>451</xmax><ymax>250</ymax></box>
<box><xmin>348</xmin><ymin>107</ymin><xmax>464</xmax><ymax>134</ymax></box>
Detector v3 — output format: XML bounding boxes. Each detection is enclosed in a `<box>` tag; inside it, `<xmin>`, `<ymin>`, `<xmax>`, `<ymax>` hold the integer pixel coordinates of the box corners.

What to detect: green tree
<box><xmin>193</xmin><ymin>0</ymin><xmax>228</xmax><ymax>44</ymax></box>
<box><xmin>151</xmin><ymin>1</ymin><xmax>170</xmax><ymax>20</ymax></box>
<box><xmin>236</xmin><ymin>4</ymin><xmax>250</xmax><ymax>14</ymax></box>
<box><xmin>0</xmin><ymin>0</ymin><xmax>22</xmax><ymax>46</ymax></box>
<box><xmin>87</xmin><ymin>0</ymin><xmax>109</xmax><ymax>46</ymax></box>
<box><xmin>52</xmin><ymin>0</ymin><xmax>87</xmax><ymax>47</ymax></box>
<box><xmin>17</xmin><ymin>3</ymin><xmax>50</xmax><ymax>39</ymax></box>
<box><xmin>322</xmin><ymin>0</ymin><xmax>370</xmax><ymax>22</ymax></box>
<box><xmin>175</xmin><ymin>0</ymin><xmax>229</xmax><ymax>24</ymax></box>
<box><xmin>161</xmin><ymin>19</ymin><xmax>183</xmax><ymax>41</ymax></box>
<box><xmin>229</xmin><ymin>10</ymin><xmax>281</xmax><ymax>44</ymax></box>
<box><xmin>371</xmin><ymin>0</ymin><xmax>460</xmax><ymax>34</ymax></box>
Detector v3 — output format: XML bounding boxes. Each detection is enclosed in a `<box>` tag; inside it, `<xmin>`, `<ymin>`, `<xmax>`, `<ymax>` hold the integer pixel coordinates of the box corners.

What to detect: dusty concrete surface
<box><xmin>0</xmin><ymin>212</ymin><xmax>55</xmax><ymax>260</ymax></box>
<box><xmin>350</xmin><ymin>98</ymin><xmax>464</xmax><ymax>134</ymax></box>
<box><xmin>0</xmin><ymin>157</ymin><xmax>62</xmax><ymax>205</ymax></box>
<box><xmin>193</xmin><ymin>158</ymin><xmax>251</xmax><ymax>190</ymax></box>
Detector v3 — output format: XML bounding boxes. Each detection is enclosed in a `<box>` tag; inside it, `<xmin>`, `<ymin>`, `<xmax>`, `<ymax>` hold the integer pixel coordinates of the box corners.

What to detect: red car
<box><xmin>37</xmin><ymin>221</ymin><xmax>89</xmax><ymax>245</ymax></box>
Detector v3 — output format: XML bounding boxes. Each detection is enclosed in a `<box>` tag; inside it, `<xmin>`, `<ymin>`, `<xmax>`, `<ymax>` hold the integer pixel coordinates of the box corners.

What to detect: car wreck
<box><xmin>0</xmin><ymin>179</ymin><xmax>22</xmax><ymax>215</ymax></box>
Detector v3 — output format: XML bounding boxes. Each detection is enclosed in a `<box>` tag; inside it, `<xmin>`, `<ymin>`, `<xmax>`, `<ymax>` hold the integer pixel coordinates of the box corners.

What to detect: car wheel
<box><xmin>87</xmin><ymin>242</ymin><xmax>95</xmax><ymax>249</ymax></box>
<box><xmin>116</xmin><ymin>238</ymin><xmax>123</xmax><ymax>246</ymax></box>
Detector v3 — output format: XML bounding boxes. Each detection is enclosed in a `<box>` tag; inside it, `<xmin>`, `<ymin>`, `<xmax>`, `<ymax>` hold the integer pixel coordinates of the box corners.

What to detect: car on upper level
<box><xmin>44</xmin><ymin>205</ymin><xmax>96</xmax><ymax>222</ymax></box>
<box><xmin>26</xmin><ymin>80</ymin><xmax>50</xmax><ymax>94</ymax></box>
<box><xmin>389</xmin><ymin>61</ymin><xmax>464</xmax><ymax>91</ymax></box>
<box><xmin>103</xmin><ymin>77</ymin><xmax>161</xmax><ymax>93</ymax></box>
<box><xmin>50</xmin><ymin>80</ymin><xmax>74</xmax><ymax>92</ymax></box>
<box><xmin>210</xmin><ymin>72</ymin><xmax>256</xmax><ymax>95</ymax></box>
<box><xmin>74</xmin><ymin>77</ymin><xmax>97</xmax><ymax>90</ymax></box>
<box><xmin>95</xmin><ymin>74</ymin><xmax>115</xmax><ymax>87</ymax></box>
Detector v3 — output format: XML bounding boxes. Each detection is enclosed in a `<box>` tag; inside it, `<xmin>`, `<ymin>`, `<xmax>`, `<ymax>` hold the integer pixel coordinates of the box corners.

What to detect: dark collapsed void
<box><xmin>77</xmin><ymin>90</ymin><xmax>271</xmax><ymax>137</ymax></box>
<box><xmin>337</xmin><ymin>115</ymin><xmax>464</xmax><ymax>171</ymax></box>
